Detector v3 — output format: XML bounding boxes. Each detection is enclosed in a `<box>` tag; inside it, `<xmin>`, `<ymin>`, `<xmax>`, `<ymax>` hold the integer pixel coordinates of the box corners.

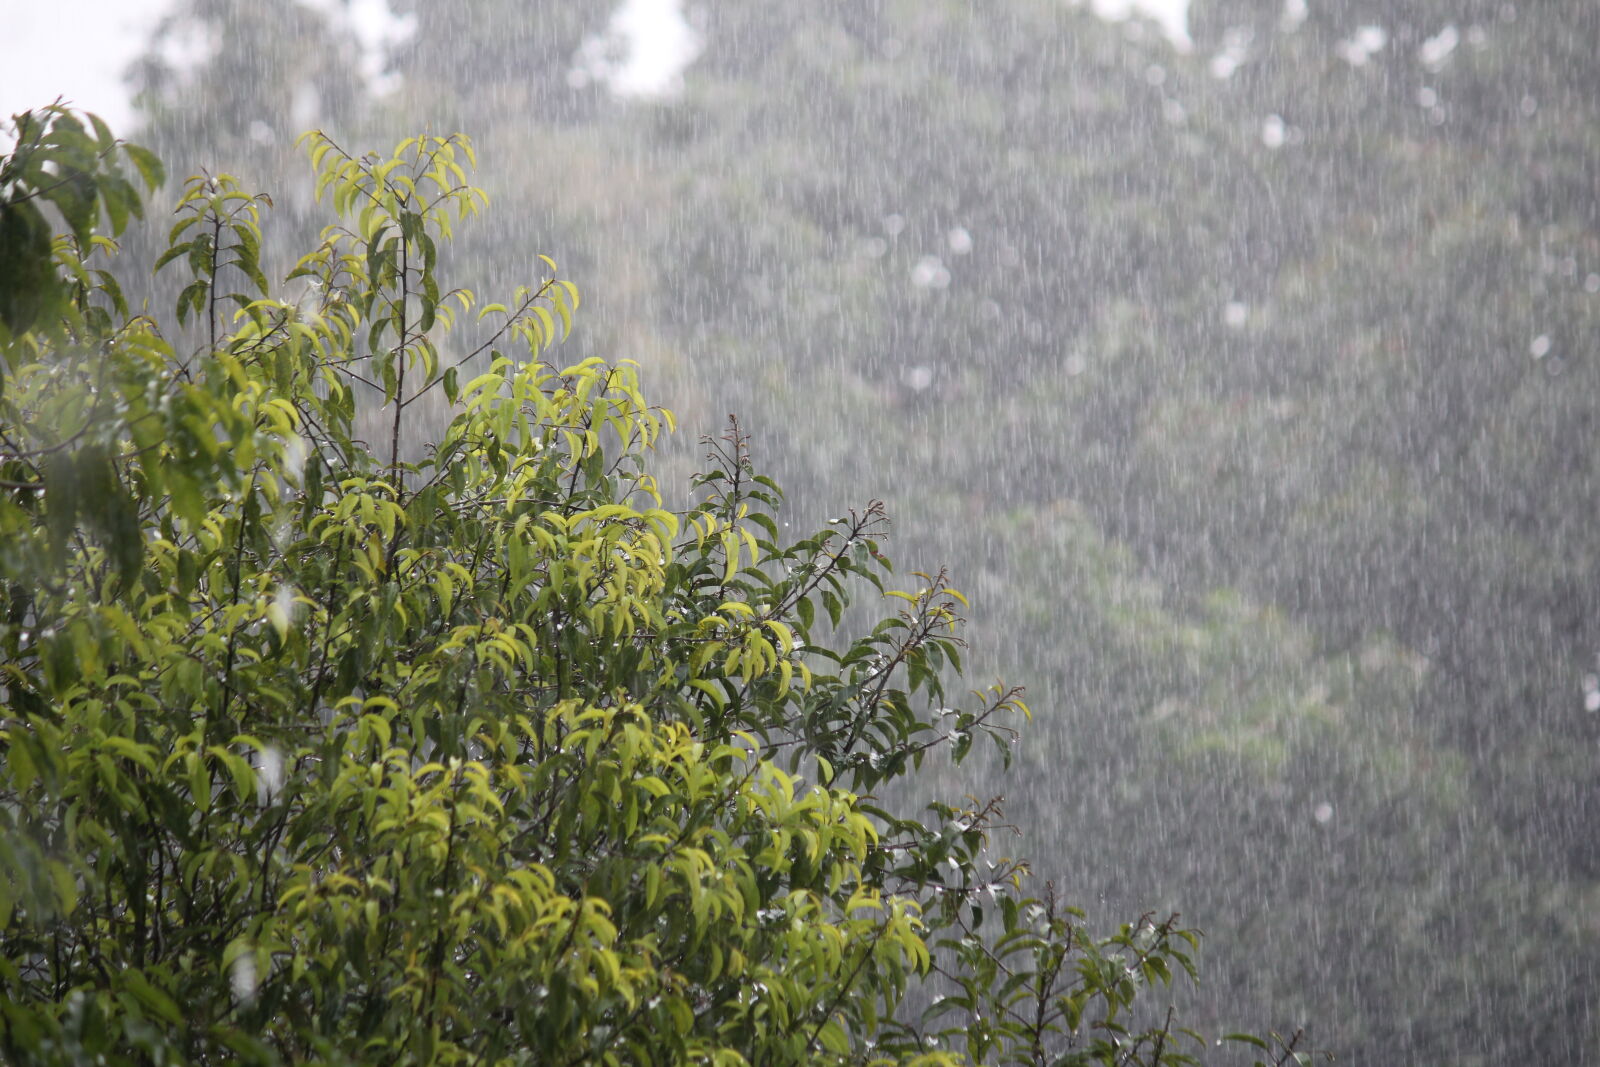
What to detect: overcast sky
<box><xmin>2</xmin><ymin>0</ymin><xmax>1190</xmax><ymax>135</ymax></box>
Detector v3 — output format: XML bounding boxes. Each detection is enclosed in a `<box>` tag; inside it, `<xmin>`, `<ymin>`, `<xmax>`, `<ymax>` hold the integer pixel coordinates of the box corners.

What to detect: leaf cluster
<box><xmin>0</xmin><ymin>102</ymin><xmax>163</xmax><ymax>346</ymax></box>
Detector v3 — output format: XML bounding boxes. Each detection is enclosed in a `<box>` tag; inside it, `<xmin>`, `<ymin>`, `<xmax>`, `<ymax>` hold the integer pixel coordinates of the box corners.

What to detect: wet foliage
<box><xmin>0</xmin><ymin>113</ymin><xmax>1304</xmax><ymax>1065</ymax></box>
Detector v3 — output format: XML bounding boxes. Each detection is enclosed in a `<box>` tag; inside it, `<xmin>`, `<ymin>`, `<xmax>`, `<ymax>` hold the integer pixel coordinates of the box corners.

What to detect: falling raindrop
<box><xmin>231</xmin><ymin>951</ymin><xmax>258</xmax><ymax>1006</ymax></box>
<box><xmin>1418</xmin><ymin>25</ymin><xmax>1460</xmax><ymax>71</ymax></box>
<box><xmin>1337</xmin><ymin>25</ymin><xmax>1388</xmax><ymax>66</ymax></box>
<box><xmin>256</xmin><ymin>745</ymin><xmax>285</xmax><ymax>804</ymax></box>
<box><xmin>1261</xmin><ymin>114</ymin><xmax>1286</xmax><ymax>149</ymax></box>
<box><xmin>910</xmin><ymin>255</ymin><xmax>951</xmax><ymax>290</ymax></box>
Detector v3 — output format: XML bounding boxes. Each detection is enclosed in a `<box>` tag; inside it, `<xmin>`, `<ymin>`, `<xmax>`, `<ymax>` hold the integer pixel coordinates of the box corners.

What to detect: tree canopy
<box><xmin>0</xmin><ymin>108</ymin><xmax>1300</xmax><ymax>1066</ymax></box>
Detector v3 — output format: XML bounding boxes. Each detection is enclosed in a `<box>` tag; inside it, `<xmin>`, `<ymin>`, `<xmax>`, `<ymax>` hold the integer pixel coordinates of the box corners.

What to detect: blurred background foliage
<box><xmin>93</xmin><ymin>0</ymin><xmax>1600</xmax><ymax>1060</ymax></box>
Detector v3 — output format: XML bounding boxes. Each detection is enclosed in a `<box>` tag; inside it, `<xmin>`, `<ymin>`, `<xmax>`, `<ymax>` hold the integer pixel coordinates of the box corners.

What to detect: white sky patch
<box><xmin>1086</xmin><ymin>0</ymin><xmax>1192</xmax><ymax>51</ymax></box>
<box><xmin>576</xmin><ymin>0</ymin><xmax>703</xmax><ymax>97</ymax></box>
<box><xmin>0</xmin><ymin>0</ymin><xmax>415</xmax><ymax>129</ymax></box>
<box><xmin>0</xmin><ymin>0</ymin><xmax>172</xmax><ymax>130</ymax></box>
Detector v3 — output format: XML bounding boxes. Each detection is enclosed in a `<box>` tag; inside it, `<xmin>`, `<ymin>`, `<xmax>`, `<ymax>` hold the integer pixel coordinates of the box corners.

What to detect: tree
<box><xmin>0</xmin><ymin>103</ymin><xmax>163</xmax><ymax>345</ymax></box>
<box><xmin>128</xmin><ymin>0</ymin><xmax>365</xmax><ymax>179</ymax></box>
<box><xmin>0</xmin><ymin>108</ymin><xmax>1292</xmax><ymax>1066</ymax></box>
<box><xmin>385</xmin><ymin>0</ymin><xmax>615</xmax><ymax>117</ymax></box>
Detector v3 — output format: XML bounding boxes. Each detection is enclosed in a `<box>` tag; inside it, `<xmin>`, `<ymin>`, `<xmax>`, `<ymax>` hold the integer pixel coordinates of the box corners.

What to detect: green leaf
<box><xmin>120</xmin><ymin>969</ymin><xmax>183</xmax><ymax>1026</ymax></box>
<box><xmin>795</xmin><ymin>595</ymin><xmax>815</xmax><ymax>634</ymax></box>
<box><xmin>122</xmin><ymin>142</ymin><xmax>166</xmax><ymax>191</ymax></box>
<box><xmin>821</xmin><ymin>590</ymin><xmax>842</xmax><ymax>629</ymax></box>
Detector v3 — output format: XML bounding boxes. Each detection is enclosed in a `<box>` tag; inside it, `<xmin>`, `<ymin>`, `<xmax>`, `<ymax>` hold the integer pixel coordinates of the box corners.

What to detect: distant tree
<box><xmin>128</xmin><ymin>0</ymin><xmax>365</xmax><ymax>178</ymax></box>
<box><xmin>0</xmin><ymin>107</ymin><xmax>1296</xmax><ymax>1066</ymax></box>
<box><xmin>385</xmin><ymin>0</ymin><xmax>616</xmax><ymax>119</ymax></box>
